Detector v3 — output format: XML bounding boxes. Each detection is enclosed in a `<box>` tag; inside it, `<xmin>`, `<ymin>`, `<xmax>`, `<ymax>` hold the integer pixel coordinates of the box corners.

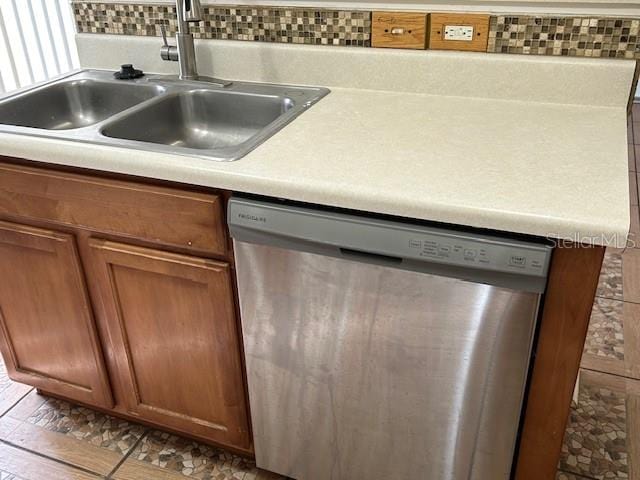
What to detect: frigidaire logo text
<box><xmin>238</xmin><ymin>212</ymin><xmax>267</xmax><ymax>223</ymax></box>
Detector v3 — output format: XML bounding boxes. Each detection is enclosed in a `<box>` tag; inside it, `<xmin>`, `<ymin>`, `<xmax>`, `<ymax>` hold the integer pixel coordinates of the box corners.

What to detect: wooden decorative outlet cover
<box><xmin>428</xmin><ymin>13</ymin><xmax>490</xmax><ymax>52</ymax></box>
<box><xmin>372</xmin><ymin>12</ymin><xmax>427</xmax><ymax>50</ymax></box>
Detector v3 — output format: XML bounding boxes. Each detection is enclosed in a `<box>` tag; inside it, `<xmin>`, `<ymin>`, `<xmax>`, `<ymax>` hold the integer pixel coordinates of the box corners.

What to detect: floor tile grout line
<box><xmin>593</xmin><ymin>292</ymin><xmax>640</xmax><ymax>306</ymax></box>
<box><xmin>589</xmin><ymin>290</ymin><xmax>640</xmax><ymax>381</ymax></box>
<box><xmin>579</xmin><ymin>354</ymin><xmax>629</xmax><ymax>378</ymax></box>
<box><xmin>0</xmin><ymin>437</ymin><xmax>108</xmax><ymax>478</ymax></box>
<box><xmin>580</xmin><ymin>365</ymin><xmax>640</xmax><ymax>383</ymax></box>
<box><xmin>557</xmin><ymin>467</ymin><xmax>600</xmax><ymax>480</ymax></box>
<box><xmin>0</xmin><ymin>387</ymin><xmax>34</xmax><ymax>419</ymax></box>
<box><xmin>105</xmin><ymin>427</ymin><xmax>150</xmax><ymax>480</ymax></box>
<box><xmin>595</xmin><ymin>294</ymin><xmax>624</xmax><ymax>303</ymax></box>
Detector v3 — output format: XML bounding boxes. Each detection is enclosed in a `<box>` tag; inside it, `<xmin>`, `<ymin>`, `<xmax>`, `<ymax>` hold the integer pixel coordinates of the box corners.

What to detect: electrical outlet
<box><xmin>428</xmin><ymin>13</ymin><xmax>490</xmax><ymax>52</ymax></box>
<box><xmin>444</xmin><ymin>25</ymin><xmax>474</xmax><ymax>41</ymax></box>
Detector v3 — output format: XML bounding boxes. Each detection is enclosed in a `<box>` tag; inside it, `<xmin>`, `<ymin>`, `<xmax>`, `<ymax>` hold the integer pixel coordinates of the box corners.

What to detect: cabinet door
<box><xmin>88</xmin><ymin>239</ymin><xmax>250</xmax><ymax>449</ymax></box>
<box><xmin>0</xmin><ymin>221</ymin><xmax>113</xmax><ymax>407</ymax></box>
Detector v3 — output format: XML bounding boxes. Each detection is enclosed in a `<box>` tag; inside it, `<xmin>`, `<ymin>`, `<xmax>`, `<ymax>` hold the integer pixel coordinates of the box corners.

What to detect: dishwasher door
<box><xmin>229</xmin><ymin>198</ymin><xmax>551</xmax><ymax>480</ymax></box>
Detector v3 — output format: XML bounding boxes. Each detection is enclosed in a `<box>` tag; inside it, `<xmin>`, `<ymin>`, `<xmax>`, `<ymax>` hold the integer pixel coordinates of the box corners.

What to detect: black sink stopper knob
<box><xmin>114</xmin><ymin>64</ymin><xmax>144</xmax><ymax>80</ymax></box>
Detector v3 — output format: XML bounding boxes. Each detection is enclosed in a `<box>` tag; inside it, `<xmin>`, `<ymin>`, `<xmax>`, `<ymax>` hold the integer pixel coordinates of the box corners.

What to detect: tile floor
<box><xmin>0</xmin><ymin>385</ymin><xmax>283</xmax><ymax>479</ymax></box>
<box><xmin>1</xmin><ymin>110</ymin><xmax>640</xmax><ymax>480</ymax></box>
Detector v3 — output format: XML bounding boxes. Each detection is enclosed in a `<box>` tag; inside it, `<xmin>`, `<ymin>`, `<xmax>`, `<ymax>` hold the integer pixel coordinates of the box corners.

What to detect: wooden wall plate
<box><xmin>428</xmin><ymin>13</ymin><xmax>490</xmax><ymax>52</ymax></box>
<box><xmin>372</xmin><ymin>12</ymin><xmax>427</xmax><ymax>50</ymax></box>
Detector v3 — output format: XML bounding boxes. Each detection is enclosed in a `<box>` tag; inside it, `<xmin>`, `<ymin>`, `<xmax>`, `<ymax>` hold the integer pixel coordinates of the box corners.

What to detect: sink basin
<box><xmin>102</xmin><ymin>90</ymin><xmax>294</xmax><ymax>151</ymax></box>
<box><xmin>0</xmin><ymin>79</ymin><xmax>164</xmax><ymax>130</ymax></box>
<box><xmin>0</xmin><ymin>69</ymin><xmax>329</xmax><ymax>161</ymax></box>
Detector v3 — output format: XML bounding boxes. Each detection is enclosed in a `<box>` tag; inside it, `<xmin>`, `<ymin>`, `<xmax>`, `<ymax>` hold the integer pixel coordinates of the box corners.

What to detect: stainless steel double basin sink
<box><xmin>0</xmin><ymin>70</ymin><xmax>329</xmax><ymax>161</ymax></box>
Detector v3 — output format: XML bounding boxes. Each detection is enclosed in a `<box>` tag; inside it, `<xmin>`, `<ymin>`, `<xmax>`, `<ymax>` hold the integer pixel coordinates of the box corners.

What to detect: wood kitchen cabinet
<box><xmin>0</xmin><ymin>158</ymin><xmax>608</xmax><ymax>475</ymax></box>
<box><xmin>0</xmin><ymin>221</ymin><xmax>113</xmax><ymax>408</ymax></box>
<box><xmin>0</xmin><ymin>159</ymin><xmax>251</xmax><ymax>453</ymax></box>
<box><xmin>87</xmin><ymin>239</ymin><xmax>250</xmax><ymax>449</ymax></box>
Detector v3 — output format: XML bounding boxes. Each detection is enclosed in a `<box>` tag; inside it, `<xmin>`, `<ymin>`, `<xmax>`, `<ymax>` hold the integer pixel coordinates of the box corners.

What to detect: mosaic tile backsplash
<box><xmin>488</xmin><ymin>16</ymin><xmax>640</xmax><ymax>59</ymax></box>
<box><xmin>73</xmin><ymin>2</ymin><xmax>371</xmax><ymax>46</ymax></box>
<box><xmin>72</xmin><ymin>2</ymin><xmax>640</xmax><ymax>59</ymax></box>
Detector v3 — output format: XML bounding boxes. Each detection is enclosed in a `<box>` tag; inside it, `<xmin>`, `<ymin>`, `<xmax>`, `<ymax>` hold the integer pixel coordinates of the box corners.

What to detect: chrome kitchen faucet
<box><xmin>160</xmin><ymin>0</ymin><xmax>231</xmax><ymax>86</ymax></box>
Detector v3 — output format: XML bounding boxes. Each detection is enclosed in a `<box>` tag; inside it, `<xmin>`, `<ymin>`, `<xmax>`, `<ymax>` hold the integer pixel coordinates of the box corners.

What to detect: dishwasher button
<box><xmin>464</xmin><ymin>249</ymin><xmax>477</xmax><ymax>260</ymax></box>
<box><xmin>409</xmin><ymin>239</ymin><xmax>422</xmax><ymax>249</ymax></box>
<box><xmin>509</xmin><ymin>255</ymin><xmax>527</xmax><ymax>267</ymax></box>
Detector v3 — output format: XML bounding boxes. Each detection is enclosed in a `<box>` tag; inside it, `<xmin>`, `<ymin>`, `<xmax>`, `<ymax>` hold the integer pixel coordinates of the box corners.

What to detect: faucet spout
<box><xmin>182</xmin><ymin>0</ymin><xmax>202</xmax><ymax>22</ymax></box>
<box><xmin>160</xmin><ymin>0</ymin><xmax>230</xmax><ymax>86</ymax></box>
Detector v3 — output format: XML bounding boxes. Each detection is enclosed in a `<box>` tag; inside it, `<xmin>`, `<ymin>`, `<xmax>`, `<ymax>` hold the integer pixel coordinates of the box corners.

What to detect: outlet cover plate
<box><xmin>429</xmin><ymin>13</ymin><xmax>490</xmax><ymax>52</ymax></box>
<box><xmin>444</xmin><ymin>25</ymin><xmax>474</xmax><ymax>41</ymax></box>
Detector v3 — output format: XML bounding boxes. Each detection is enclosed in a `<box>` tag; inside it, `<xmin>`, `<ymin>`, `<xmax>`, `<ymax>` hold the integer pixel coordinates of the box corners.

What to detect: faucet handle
<box><xmin>160</xmin><ymin>25</ymin><xmax>179</xmax><ymax>62</ymax></box>
<box><xmin>160</xmin><ymin>24</ymin><xmax>169</xmax><ymax>46</ymax></box>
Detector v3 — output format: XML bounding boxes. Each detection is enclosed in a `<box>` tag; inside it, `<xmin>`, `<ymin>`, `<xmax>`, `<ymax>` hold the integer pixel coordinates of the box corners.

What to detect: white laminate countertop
<box><xmin>0</xmin><ymin>85</ymin><xmax>630</xmax><ymax>246</ymax></box>
<box><xmin>0</xmin><ymin>39</ymin><xmax>634</xmax><ymax>247</ymax></box>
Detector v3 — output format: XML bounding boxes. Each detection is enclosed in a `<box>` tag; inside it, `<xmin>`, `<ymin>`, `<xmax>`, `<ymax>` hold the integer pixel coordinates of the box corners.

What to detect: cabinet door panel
<box><xmin>89</xmin><ymin>239</ymin><xmax>250</xmax><ymax>449</ymax></box>
<box><xmin>0</xmin><ymin>221</ymin><xmax>113</xmax><ymax>407</ymax></box>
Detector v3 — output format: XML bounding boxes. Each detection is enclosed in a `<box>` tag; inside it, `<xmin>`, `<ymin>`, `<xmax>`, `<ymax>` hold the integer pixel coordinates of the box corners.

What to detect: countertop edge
<box><xmin>0</xmin><ymin>130</ymin><xmax>630</xmax><ymax>248</ymax></box>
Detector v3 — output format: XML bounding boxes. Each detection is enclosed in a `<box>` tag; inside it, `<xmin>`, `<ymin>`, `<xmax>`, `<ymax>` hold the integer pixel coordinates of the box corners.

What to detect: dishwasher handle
<box><xmin>339</xmin><ymin>247</ymin><xmax>403</xmax><ymax>266</ymax></box>
<box><xmin>228</xmin><ymin>197</ymin><xmax>552</xmax><ymax>293</ymax></box>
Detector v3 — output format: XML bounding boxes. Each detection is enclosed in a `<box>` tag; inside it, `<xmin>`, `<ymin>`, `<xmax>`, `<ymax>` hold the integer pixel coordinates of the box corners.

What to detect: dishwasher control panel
<box><xmin>407</xmin><ymin>235</ymin><xmax>549</xmax><ymax>276</ymax></box>
<box><xmin>228</xmin><ymin>197</ymin><xmax>553</xmax><ymax>282</ymax></box>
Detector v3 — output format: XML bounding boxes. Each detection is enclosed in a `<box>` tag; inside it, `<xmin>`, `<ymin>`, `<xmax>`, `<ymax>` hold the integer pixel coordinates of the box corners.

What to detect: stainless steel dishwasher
<box><xmin>228</xmin><ymin>197</ymin><xmax>552</xmax><ymax>480</ymax></box>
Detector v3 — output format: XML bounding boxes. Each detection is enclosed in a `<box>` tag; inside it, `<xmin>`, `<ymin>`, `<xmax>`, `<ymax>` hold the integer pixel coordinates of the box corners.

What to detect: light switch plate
<box><xmin>428</xmin><ymin>13</ymin><xmax>490</xmax><ymax>52</ymax></box>
<box><xmin>372</xmin><ymin>12</ymin><xmax>427</xmax><ymax>49</ymax></box>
